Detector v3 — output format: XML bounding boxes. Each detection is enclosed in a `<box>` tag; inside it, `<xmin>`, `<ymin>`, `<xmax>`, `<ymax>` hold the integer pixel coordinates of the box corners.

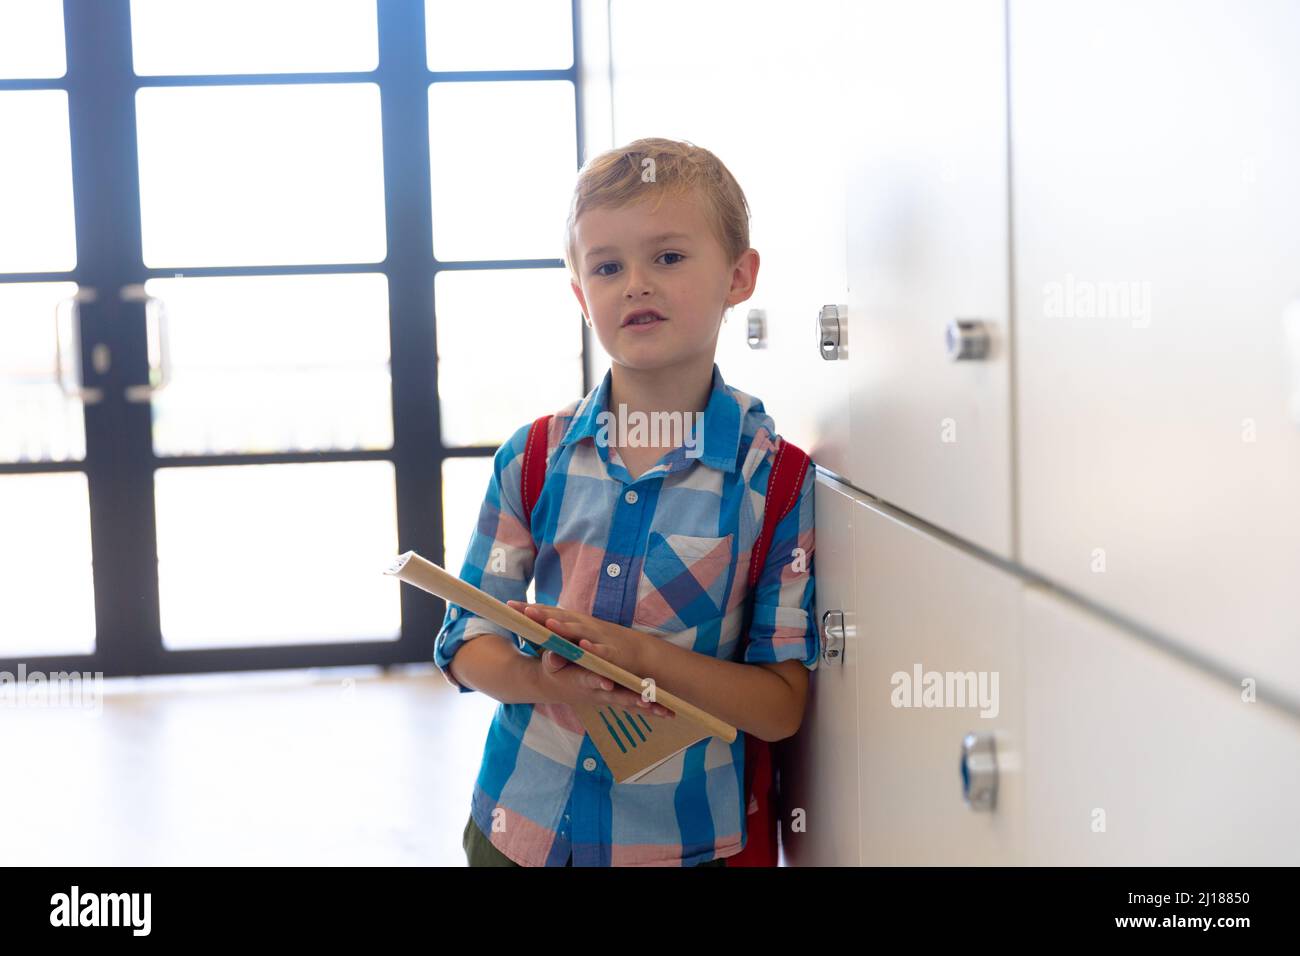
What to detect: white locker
<box><xmin>852</xmin><ymin>487</ymin><xmax>1025</xmax><ymax>864</ymax></box>
<box><xmin>840</xmin><ymin>0</ymin><xmax>1014</xmax><ymax>557</ymax></box>
<box><xmin>1010</xmin><ymin>0</ymin><xmax>1300</xmax><ymax>701</ymax></box>
<box><xmin>1022</xmin><ymin>586</ymin><xmax>1300</xmax><ymax>865</ymax></box>
<box><xmin>781</xmin><ymin>472</ymin><xmax>861</xmax><ymax>866</ymax></box>
<box><xmin>607</xmin><ymin>0</ymin><xmax>853</xmax><ymax>479</ymax></box>
<box><xmin>589</xmin><ymin>0</ymin><xmax>1300</xmax><ymax>866</ymax></box>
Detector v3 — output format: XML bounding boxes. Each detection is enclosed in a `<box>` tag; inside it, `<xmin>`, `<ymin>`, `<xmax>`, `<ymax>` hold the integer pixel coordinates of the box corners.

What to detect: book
<box><xmin>383</xmin><ymin>551</ymin><xmax>736</xmax><ymax>782</ymax></box>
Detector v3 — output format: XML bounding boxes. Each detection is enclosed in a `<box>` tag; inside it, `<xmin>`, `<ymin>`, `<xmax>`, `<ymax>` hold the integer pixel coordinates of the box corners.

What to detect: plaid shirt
<box><xmin>435</xmin><ymin>361</ymin><xmax>818</xmax><ymax>866</ymax></box>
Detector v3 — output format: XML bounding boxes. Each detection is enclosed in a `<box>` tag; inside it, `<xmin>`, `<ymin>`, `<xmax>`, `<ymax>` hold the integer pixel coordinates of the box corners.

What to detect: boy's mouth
<box><xmin>623</xmin><ymin>309</ymin><xmax>667</xmax><ymax>326</ymax></box>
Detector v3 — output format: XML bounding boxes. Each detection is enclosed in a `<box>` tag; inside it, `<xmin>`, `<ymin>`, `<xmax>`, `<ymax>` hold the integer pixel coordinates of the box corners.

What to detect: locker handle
<box><xmin>945</xmin><ymin>318</ymin><xmax>991</xmax><ymax>361</ymax></box>
<box><xmin>960</xmin><ymin>732</ymin><xmax>998</xmax><ymax>811</ymax></box>
<box><xmin>817</xmin><ymin>304</ymin><xmax>843</xmax><ymax>360</ymax></box>
<box><xmin>820</xmin><ymin>609</ymin><xmax>845</xmax><ymax>665</ymax></box>
<box><xmin>746</xmin><ymin>308</ymin><xmax>766</xmax><ymax>348</ymax></box>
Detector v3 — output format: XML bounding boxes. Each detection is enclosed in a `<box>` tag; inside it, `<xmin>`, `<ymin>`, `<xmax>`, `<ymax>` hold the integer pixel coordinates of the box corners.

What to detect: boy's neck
<box><xmin>607</xmin><ymin>355</ymin><xmax>715</xmax><ymax>426</ymax></box>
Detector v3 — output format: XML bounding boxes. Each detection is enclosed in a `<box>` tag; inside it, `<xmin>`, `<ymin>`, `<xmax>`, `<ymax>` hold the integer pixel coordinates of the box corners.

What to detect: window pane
<box><xmin>130</xmin><ymin>0</ymin><xmax>378</xmax><ymax>76</ymax></box>
<box><xmin>440</xmin><ymin>456</ymin><xmax>492</xmax><ymax>574</ymax></box>
<box><xmin>0</xmin><ymin>281</ymin><xmax>85</xmax><ymax>463</ymax></box>
<box><xmin>435</xmin><ymin>268</ymin><xmax>582</xmax><ymax>446</ymax></box>
<box><xmin>0</xmin><ymin>0</ymin><xmax>66</xmax><ymax>79</ymax></box>
<box><xmin>0</xmin><ymin>92</ymin><xmax>76</xmax><ymax>273</ymax></box>
<box><xmin>442</xmin><ymin>458</ymin><xmax>537</xmax><ymax>604</ymax></box>
<box><xmin>429</xmin><ymin>81</ymin><xmax>576</xmax><ymax>261</ymax></box>
<box><xmin>426</xmin><ymin>0</ymin><xmax>572</xmax><ymax>72</ymax></box>
<box><xmin>437</xmin><ymin>354</ymin><xmax>583</xmax><ymax>449</ymax></box>
<box><xmin>0</xmin><ymin>472</ymin><xmax>95</xmax><ymax>657</ymax></box>
<box><xmin>136</xmin><ymin>84</ymin><xmax>387</xmax><ymax>268</ymax></box>
<box><xmin>142</xmin><ymin>274</ymin><xmax>393</xmax><ymax>456</ymax></box>
<box><xmin>156</xmin><ymin>461</ymin><xmax>400</xmax><ymax>649</ymax></box>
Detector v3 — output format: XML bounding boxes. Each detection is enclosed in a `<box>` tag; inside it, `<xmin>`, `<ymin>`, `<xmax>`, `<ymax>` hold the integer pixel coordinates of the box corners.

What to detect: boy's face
<box><xmin>570</xmin><ymin>189</ymin><xmax>758</xmax><ymax>373</ymax></box>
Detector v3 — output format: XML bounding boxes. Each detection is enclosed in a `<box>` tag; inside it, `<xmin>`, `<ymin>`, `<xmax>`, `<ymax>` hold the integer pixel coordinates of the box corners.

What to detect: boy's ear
<box><xmin>726</xmin><ymin>248</ymin><xmax>760</xmax><ymax>308</ymax></box>
<box><xmin>571</xmin><ymin>279</ymin><xmax>591</xmax><ymax>325</ymax></box>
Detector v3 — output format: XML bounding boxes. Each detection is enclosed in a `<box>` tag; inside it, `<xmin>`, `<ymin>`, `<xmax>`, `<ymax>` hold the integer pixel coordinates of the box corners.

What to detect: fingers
<box><xmin>508</xmin><ymin>600</ymin><xmax>564</xmax><ymax>622</ymax></box>
<box><xmin>550</xmin><ymin>662</ymin><xmax>673</xmax><ymax>716</ymax></box>
<box><xmin>545</xmin><ymin>616</ymin><xmax>580</xmax><ymax>637</ymax></box>
<box><xmin>538</xmin><ymin>644</ymin><xmax>674</xmax><ymax>718</ymax></box>
<box><xmin>630</xmin><ymin>695</ymin><xmax>675</xmax><ymax>718</ymax></box>
<box><xmin>607</xmin><ymin>683</ymin><xmax>674</xmax><ymax>718</ymax></box>
<box><xmin>578</xmin><ymin>657</ymin><xmax>672</xmax><ymax>714</ymax></box>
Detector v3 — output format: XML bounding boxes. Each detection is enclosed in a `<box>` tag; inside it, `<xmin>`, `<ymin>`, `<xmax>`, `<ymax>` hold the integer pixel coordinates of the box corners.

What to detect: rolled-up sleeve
<box><xmin>434</xmin><ymin>422</ymin><xmax>537</xmax><ymax>692</ymax></box>
<box><xmin>743</xmin><ymin>451</ymin><xmax>818</xmax><ymax>670</ymax></box>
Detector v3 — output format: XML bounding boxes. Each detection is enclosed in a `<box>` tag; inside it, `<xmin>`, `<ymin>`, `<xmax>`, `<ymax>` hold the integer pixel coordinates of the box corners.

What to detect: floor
<box><xmin>2</xmin><ymin>664</ymin><xmax>494</xmax><ymax>865</ymax></box>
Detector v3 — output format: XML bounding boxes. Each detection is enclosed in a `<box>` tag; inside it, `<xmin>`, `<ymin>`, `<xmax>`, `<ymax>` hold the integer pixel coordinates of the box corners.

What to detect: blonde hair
<box><xmin>562</xmin><ymin>137</ymin><xmax>752</xmax><ymax>283</ymax></box>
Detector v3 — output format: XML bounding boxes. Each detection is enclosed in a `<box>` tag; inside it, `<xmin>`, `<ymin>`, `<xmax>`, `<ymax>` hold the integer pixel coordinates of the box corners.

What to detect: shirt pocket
<box><xmin>632</xmin><ymin>531</ymin><xmax>735</xmax><ymax>634</ymax></box>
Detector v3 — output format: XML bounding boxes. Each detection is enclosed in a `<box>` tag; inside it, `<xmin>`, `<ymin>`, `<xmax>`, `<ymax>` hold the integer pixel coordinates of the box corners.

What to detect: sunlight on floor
<box><xmin>2</xmin><ymin>664</ymin><xmax>496</xmax><ymax>865</ymax></box>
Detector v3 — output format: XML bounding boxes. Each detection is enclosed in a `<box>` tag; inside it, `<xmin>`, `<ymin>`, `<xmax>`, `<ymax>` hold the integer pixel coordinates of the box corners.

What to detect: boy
<box><xmin>435</xmin><ymin>137</ymin><xmax>818</xmax><ymax>867</ymax></box>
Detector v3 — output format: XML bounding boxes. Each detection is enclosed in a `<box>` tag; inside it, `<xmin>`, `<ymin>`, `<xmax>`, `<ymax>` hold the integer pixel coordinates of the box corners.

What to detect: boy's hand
<box><xmin>507</xmin><ymin>600</ymin><xmax>674</xmax><ymax>718</ymax></box>
<box><xmin>534</xmin><ymin>644</ymin><xmax>676</xmax><ymax>717</ymax></box>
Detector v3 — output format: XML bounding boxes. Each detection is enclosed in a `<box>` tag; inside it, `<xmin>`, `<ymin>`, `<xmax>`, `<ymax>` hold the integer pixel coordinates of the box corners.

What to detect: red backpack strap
<box><xmin>731</xmin><ymin>434</ymin><xmax>811</xmax><ymax>869</ymax></box>
<box><xmin>748</xmin><ymin>435</ymin><xmax>812</xmax><ymax>590</ymax></box>
<box><xmin>521</xmin><ymin>414</ymin><xmax>552</xmax><ymax>527</ymax></box>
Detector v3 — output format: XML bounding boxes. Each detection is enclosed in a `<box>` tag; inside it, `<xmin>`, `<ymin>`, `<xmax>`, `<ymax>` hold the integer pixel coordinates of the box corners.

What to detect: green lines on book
<box><xmin>597</xmin><ymin>706</ymin><xmax>654</xmax><ymax>753</ymax></box>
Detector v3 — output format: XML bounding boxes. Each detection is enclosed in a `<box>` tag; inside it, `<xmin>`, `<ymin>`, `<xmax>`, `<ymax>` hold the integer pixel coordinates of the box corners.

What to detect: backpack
<box><xmin>519</xmin><ymin>413</ymin><xmax>812</xmax><ymax>868</ymax></box>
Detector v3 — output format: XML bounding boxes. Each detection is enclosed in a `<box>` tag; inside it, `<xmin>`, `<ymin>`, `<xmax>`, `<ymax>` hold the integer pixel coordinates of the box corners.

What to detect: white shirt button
<box><xmin>448</xmin><ymin>606</ymin><xmax>459</xmax><ymax>620</ymax></box>
<box><xmin>606</xmin><ymin>562</ymin><xmax>621</xmax><ymax>578</ymax></box>
<box><xmin>624</xmin><ymin>489</ymin><xmax>638</xmax><ymax>504</ymax></box>
<box><xmin>583</xmin><ymin>757</ymin><xmax>597</xmax><ymax>772</ymax></box>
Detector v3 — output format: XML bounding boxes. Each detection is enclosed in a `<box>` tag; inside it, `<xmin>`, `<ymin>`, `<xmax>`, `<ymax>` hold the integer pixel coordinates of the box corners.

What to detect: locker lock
<box><xmin>959</xmin><ymin>732</ymin><xmax>998</xmax><ymax>811</ymax></box>
<box><xmin>945</xmin><ymin>318</ymin><xmax>991</xmax><ymax>361</ymax></box>
<box><xmin>820</xmin><ymin>609</ymin><xmax>845</xmax><ymax>665</ymax></box>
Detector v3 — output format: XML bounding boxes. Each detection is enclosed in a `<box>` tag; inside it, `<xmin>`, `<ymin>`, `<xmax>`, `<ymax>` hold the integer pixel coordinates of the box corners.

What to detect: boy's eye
<box><xmin>592</xmin><ymin>253</ymin><xmax>684</xmax><ymax>277</ymax></box>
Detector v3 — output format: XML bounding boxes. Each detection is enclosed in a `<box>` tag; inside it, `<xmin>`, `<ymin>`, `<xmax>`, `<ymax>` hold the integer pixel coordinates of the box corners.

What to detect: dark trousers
<box><xmin>463</xmin><ymin>814</ymin><xmax>727</xmax><ymax>867</ymax></box>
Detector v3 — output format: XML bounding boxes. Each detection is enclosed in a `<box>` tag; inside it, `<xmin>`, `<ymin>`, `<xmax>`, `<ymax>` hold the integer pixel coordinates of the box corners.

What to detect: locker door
<box><xmin>781</xmin><ymin>473</ymin><xmax>860</xmax><ymax>866</ymax></box>
<box><xmin>606</xmin><ymin>0</ymin><xmax>852</xmax><ymax>478</ymax></box>
<box><xmin>723</xmin><ymin>0</ymin><xmax>852</xmax><ymax>481</ymax></box>
<box><xmin>1010</xmin><ymin>0</ymin><xmax>1300</xmax><ymax>701</ymax></box>
<box><xmin>854</xmin><ymin>497</ymin><xmax>1025</xmax><ymax>864</ymax></box>
<box><xmin>1022</xmin><ymin>586</ymin><xmax>1300</xmax><ymax>864</ymax></box>
<box><xmin>841</xmin><ymin>0</ymin><xmax>1013</xmax><ymax>556</ymax></box>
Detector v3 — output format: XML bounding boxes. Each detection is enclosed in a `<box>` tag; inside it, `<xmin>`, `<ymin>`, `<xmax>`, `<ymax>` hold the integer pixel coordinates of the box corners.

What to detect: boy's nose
<box><xmin>622</xmin><ymin>270</ymin><xmax>653</xmax><ymax>296</ymax></box>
